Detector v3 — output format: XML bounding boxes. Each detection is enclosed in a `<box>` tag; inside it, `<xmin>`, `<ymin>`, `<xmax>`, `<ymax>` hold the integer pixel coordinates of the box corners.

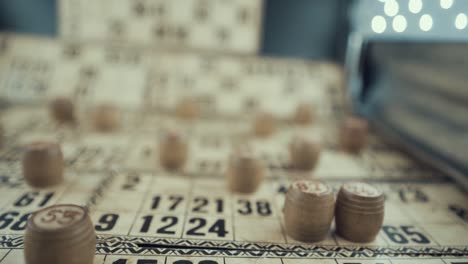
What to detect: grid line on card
<box><xmin>396</xmin><ymin>198</ymin><xmax>442</xmax><ymax>247</ymax></box>
<box><xmin>180</xmin><ymin>178</ymin><xmax>195</xmax><ymax>239</ymax></box>
<box><xmin>329</xmin><ymin>233</ymin><xmax>339</xmax><ymax>247</ymax></box>
<box><xmin>417</xmin><ymin>222</ymin><xmax>442</xmax><ymax>247</ymax></box>
<box><xmin>230</xmin><ymin>193</ymin><xmax>236</xmax><ymax>241</ymax></box>
<box><xmin>273</xmin><ymin>190</ymin><xmax>289</xmax><ymax>245</ymax></box>
<box><xmin>126</xmin><ymin>173</ymin><xmax>155</xmax><ymax>236</ymax></box>
<box><xmin>0</xmin><ymin>250</ymin><xmax>10</xmax><ymax>262</ymax></box>
<box><xmin>56</xmin><ymin>174</ymin><xmax>81</xmax><ymax>204</ymax></box>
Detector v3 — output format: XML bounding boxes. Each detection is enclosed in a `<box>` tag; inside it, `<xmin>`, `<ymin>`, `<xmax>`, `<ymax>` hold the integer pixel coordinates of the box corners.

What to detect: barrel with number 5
<box><xmin>24</xmin><ymin>204</ymin><xmax>96</xmax><ymax>264</ymax></box>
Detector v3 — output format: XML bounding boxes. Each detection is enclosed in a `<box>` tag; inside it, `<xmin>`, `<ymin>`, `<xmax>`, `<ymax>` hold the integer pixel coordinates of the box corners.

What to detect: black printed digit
<box><xmin>156</xmin><ymin>216</ymin><xmax>178</xmax><ymax>235</ymax></box>
<box><xmin>95</xmin><ymin>214</ymin><xmax>119</xmax><ymax>231</ymax></box>
<box><xmin>151</xmin><ymin>196</ymin><xmax>161</xmax><ymax>210</ymax></box>
<box><xmin>186</xmin><ymin>217</ymin><xmax>206</xmax><ymax>236</ymax></box>
<box><xmin>140</xmin><ymin>215</ymin><xmax>153</xmax><ymax>233</ymax></box>
<box><xmin>38</xmin><ymin>192</ymin><xmax>55</xmax><ymax>207</ymax></box>
<box><xmin>137</xmin><ymin>260</ymin><xmax>158</xmax><ymax>264</ymax></box>
<box><xmin>277</xmin><ymin>185</ymin><xmax>288</xmax><ymax>194</ymax></box>
<box><xmin>0</xmin><ymin>211</ymin><xmax>19</xmax><ymax>229</ymax></box>
<box><xmin>168</xmin><ymin>195</ymin><xmax>184</xmax><ymax>210</ymax></box>
<box><xmin>208</xmin><ymin>219</ymin><xmax>228</xmax><ymax>238</ymax></box>
<box><xmin>401</xmin><ymin>226</ymin><xmax>430</xmax><ymax>244</ymax></box>
<box><xmin>449</xmin><ymin>204</ymin><xmax>468</xmax><ymax>222</ymax></box>
<box><xmin>13</xmin><ymin>192</ymin><xmax>39</xmax><ymax>207</ymax></box>
<box><xmin>382</xmin><ymin>225</ymin><xmax>430</xmax><ymax>244</ymax></box>
<box><xmin>382</xmin><ymin>226</ymin><xmax>409</xmax><ymax>244</ymax></box>
<box><xmin>256</xmin><ymin>200</ymin><xmax>272</xmax><ymax>216</ymax></box>
<box><xmin>237</xmin><ymin>199</ymin><xmax>252</xmax><ymax>215</ymax></box>
<box><xmin>215</xmin><ymin>199</ymin><xmax>223</xmax><ymax>213</ymax></box>
<box><xmin>192</xmin><ymin>197</ymin><xmax>208</xmax><ymax>213</ymax></box>
<box><xmin>10</xmin><ymin>213</ymin><xmax>32</xmax><ymax>231</ymax></box>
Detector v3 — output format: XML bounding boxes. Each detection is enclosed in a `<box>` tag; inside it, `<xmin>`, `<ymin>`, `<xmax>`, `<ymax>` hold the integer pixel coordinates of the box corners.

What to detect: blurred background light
<box><xmin>455</xmin><ymin>13</ymin><xmax>467</xmax><ymax>29</ymax></box>
<box><xmin>392</xmin><ymin>15</ymin><xmax>407</xmax><ymax>32</ymax></box>
<box><xmin>384</xmin><ymin>0</ymin><xmax>399</xmax><ymax>17</ymax></box>
<box><xmin>419</xmin><ymin>14</ymin><xmax>433</xmax><ymax>31</ymax></box>
<box><xmin>408</xmin><ymin>0</ymin><xmax>423</xmax><ymax>14</ymax></box>
<box><xmin>440</xmin><ymin>0</ymin><xmax>454</xmax><ymax>9</ymax></box>
<box><xmin>372</xmin><ymin>15</ymin><xmax>387</xmax><ymax>33</ymax></box>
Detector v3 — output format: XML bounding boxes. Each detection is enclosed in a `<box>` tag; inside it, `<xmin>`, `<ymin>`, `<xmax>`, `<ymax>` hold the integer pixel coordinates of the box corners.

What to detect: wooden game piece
<box><xmin>252</xmin><ymin>112</ymin><xmax>276</xmax><ymax>137</ymax></box>
<box><xmin>24</xmin><ymin>204</ymin><xmax>96</xmax><ymax>264</ymax></box>
<box><xmin>93</xmin><ymin>104</ymin><xmax>121</xmax><ymax>132</ymax></box>
<box><xmin>159</xmin><ymin>130</ymin><xmax>188</xmax><ymax>170</ymax></box>
<box><xmin>283</xmin><ymin>180</ymin><xmax>335</xmax><ymax>242</ymax></box>
<box><xmin>339</xmin><ymin>116</ymin><xmax>368</xmax><ymax>153</ymax></box>
<box><xmin>335</xmin><ymin>182</ymin><xmax>384</xmax><ymax>243</ymax></box>
<box><xmin>226</xmin><ymin>146</ymin><xmax>264</xmax><ymax>194</ymax></box>
<box><xmin>175</xmin><ymin>97</ymin><xmax>200</xmax><ymax>121</ymax></box>
<box><xmin>49</xmin><ymin>97</ymin><xmax>76</xmax><ymax>123</ymax></box>
<box><xmin>289</xmin><ymin>137</ymin><xmax>321</xmax><ymax>171</ymax></box>
<box><xmin>22</xmin><ymin>141</ymin><xmax>64</xmax><ymax>188</ymax></box>
<box><xmin>293</xmin><ymin>103</ymin><xmax>314</xmax><ymax>125</ymax></box>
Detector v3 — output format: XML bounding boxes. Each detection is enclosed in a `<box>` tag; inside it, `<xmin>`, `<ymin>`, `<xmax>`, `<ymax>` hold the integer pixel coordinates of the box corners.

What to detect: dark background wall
<box><xmin>0</xmin><ymin>0</ymin><xmax>349</xmax><ymax>62</ymax></box>
<box><xmin>262</xmin><ymin>0</ymin><xmax>349</xmax><ymax>61</ymax></box>
<box><xmin>0</xmin><ymin>0</ymin><xmax>56</xmax><ymax>35</ymax></box>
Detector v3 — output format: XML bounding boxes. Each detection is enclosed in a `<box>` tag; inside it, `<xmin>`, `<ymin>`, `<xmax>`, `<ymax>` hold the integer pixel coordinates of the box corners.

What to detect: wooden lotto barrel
<box><xmin>175</xmin><ymin>97</ymin><xmax>200</xmax><ymax>121</ymax></box>
<box><xmin>49</xmin><ymin>97</ymin><xmax>76</xmax><ymax>123</ymax></box>
<box><xmin>339</xmin><ymin>116</ymin><xmax>368</xmax><ymax>154</ymax></box>
<box><xmin>289</xmin><ymin>137</ymin><xmax>321</xmax><ymax>171</ymax></box>
<box><xmin>292</xmin><ymin>103</ymin><xmax>314</xmax><ymax>125</ymax></box>
<box><xmin>252</xmin><ymin>112</ymin><xmax>276</xmax><ymax>137</ymax></box>
<box><xmin>24</xmin><ymin>204</ymin><xmax>96</xmax><ymax>264</ymax></box>
<box><xmin>335</xmin><ymin>182</ymin><xmax>385</xmax><ymax>242</ymax></box>
<box><xmin>226</xmin><ymin>146</ymin><xmax>264</xmax><ymax>194</ymax></box>
<box><xmin>283</xmin><ymin>180</ymin><xmax>335</xmax><ymax>242</ymax></box>
<box><xmin>93</xmin><ymin>104</ymin><xmax>121</xmax><ymax>132</ymax></box>
<box><xmin>22</xmin><ymin>141</ymin><xmax>64</xmax><ymax>188</ymax></box>
<box><xmin>159</xmin><ymin>130</ymin><xmax>188</xmax><ymax>170</ymax></box>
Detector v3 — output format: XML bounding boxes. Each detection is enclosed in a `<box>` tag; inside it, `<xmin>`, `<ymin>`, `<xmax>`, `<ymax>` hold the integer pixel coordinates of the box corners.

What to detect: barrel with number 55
<box><xmin>24</xmin><ymin>204</ymin><xmax>96</xmax><ymax>264</ymax></box>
